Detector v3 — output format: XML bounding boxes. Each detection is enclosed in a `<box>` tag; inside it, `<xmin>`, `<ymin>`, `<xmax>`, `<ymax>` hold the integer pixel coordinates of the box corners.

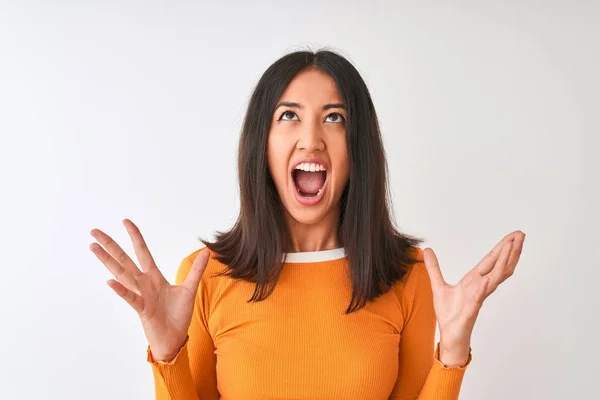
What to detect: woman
<box><xmin>90</xmin><ymin>50</ymin><xmax>525</xmax><ymax>399</ymax></box>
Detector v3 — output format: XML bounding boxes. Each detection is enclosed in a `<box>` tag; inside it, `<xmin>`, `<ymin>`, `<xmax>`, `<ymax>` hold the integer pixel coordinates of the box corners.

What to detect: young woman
<box><xmin>90</xmin><ymin>50</ymin><xmax>525</xmax><ymax>399</ymax></box>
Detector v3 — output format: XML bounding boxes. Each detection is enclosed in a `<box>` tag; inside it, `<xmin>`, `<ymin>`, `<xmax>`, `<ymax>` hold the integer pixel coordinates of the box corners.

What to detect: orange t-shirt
<box><xmin>147</xmin><ymin>247</ymin><xmax>471</xmax><ymax>399</ymax></box>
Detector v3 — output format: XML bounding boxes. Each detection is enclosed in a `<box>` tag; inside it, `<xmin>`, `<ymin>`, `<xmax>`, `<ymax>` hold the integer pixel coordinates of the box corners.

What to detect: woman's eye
<box><xmin>325</xmin><ymin>113</ymin><xmax>346</xmax><ymax>123</ymax></box>
<box><xmin>279</xmin><ymin>110</ymin><xmax>299</xmax><ymax>121</ymax></box>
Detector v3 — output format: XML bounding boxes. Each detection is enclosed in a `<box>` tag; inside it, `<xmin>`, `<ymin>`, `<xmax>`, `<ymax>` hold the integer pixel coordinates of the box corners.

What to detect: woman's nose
<box><xmin>296</xmin><ymin>122</ymin><xmax>325</xmax><ymax>152</ymax></box>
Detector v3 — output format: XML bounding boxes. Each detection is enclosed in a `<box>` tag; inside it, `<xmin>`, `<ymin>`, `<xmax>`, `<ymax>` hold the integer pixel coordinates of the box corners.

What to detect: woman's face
<box><xmin>267</xmin><ymin>68</ymin><xmax>350</xmax><ymax>226</ymax></box>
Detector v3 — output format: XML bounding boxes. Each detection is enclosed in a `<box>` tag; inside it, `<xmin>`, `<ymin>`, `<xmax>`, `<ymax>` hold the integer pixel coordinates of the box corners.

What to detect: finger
<box><xmin>422</xmin><ymin>248</ymin><xmax>446</xmax><ymax>292</ymax></box>
<box><xmin>486</xmin><ymin>240</ymin><xmax>514</xmax><ymax>294</ymax></box>
<box><xmin>90</xmin><ymin>242</ymin><xmax>140</xmax><ymax>293</ymax></box>
<box><xmin>182</xmin><ymin>249</ymin><xmax>210</xmax><ymax>293</ymax></box>
<box><xmin>475</xmin><ymin>230</ymin><xmax>522</xmax><ymax>275</ymax></box>
<box><xmin>107</xmin><ymin>279</ymin><xmax>145</xmax><ymax>314</ymax></box>
<box><xmin>122</xmin><ymin>219</ymin><xmax>162</xmax><ymax>277</ymax></box>
<box><xmin>505</xmin><ymin>232</ymin><xmax>525</xmax><ymax>274</ymax></box>
<box><xmin>90</xmin><ymin>228</ymin><xmax>142</xmax><ymax>277</ymax></box>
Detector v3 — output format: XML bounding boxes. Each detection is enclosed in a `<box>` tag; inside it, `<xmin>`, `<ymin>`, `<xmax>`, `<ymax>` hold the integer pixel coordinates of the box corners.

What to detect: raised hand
<box><xmin>90</xmin><ymin>219</ymin><xmax>210</xmax><ymax>362</ymax></box>
<box><xmin>423</xmin><ymin>230</ymin><xmax>526</xmax><ymax>366</ymax></box>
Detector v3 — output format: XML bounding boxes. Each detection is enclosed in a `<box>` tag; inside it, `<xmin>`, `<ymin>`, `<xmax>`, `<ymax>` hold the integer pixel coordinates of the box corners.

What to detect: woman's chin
<box><xmin>285</xmin><ymin>203</ymin><xmax>330</xmax><ymax>226</ymax></box>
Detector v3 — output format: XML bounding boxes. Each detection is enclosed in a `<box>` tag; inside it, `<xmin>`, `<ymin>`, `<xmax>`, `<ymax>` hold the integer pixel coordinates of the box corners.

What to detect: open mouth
<box><xmin>291</xmin><ymin>161</ymin><xmax>328</xmax><ymax>204</ymax></box>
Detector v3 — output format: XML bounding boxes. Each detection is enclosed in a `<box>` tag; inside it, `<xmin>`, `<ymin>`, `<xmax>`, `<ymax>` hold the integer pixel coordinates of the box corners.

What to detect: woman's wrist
<box><xmin>438</xmin><ymin>343</ymin><xmax>471</xmax><ymax>367</ymax></box>
<box><xmin>438</xmin><ymin>332</ymin><xmax>471</xmax><ymax>367</ymax></box>
<box><xmin>150</xmin><ymin>336</ymin><xmax>189</xmax><ymax>363</ymax></box>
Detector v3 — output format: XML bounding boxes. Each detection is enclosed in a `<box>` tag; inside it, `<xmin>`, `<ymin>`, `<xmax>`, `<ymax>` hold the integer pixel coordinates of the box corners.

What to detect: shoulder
<box><xmin>175</xmin><ymin>246</ymin><xmax>229</xmax><ymax>285</ymax></box>
<box><xmin>396</xmin><ymin>246</ymin><xmax>427</xmax><ymax>288</ymax></box>
<box><xmin>392</xmin><ymin>247</ymin><xmax>432</xmax><ymax>305</ymax></box>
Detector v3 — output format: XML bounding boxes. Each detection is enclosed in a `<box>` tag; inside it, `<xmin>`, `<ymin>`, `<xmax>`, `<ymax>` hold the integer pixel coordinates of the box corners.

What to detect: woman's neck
<box><xmin>284</xmin><ymin>207</ymin><xmax>342</xmax><ymax>252</ymax></box>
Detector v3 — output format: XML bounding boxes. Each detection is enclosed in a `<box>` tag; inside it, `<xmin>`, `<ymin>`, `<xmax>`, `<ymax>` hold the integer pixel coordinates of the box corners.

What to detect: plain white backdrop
<box><xmin>0</xmin><ymin>1</ymin><xmax>598</xmax><ymax>399</ymax></box>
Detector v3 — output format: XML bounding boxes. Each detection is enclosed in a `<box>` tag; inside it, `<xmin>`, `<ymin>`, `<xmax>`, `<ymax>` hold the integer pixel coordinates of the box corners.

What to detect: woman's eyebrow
<box><xmin>274</xmin><ymin>102</ymin><xmax>346</xmax><ymax>110</ymax></box>
<box><xmin>323</xmin><ymin>103</ymin><xmax>346</xmax><ymax>110</ymax></box>
<box><xmin>275</xmin><ymin>101</ymin><xmax>302</xmax><ymax>110</ymax></box>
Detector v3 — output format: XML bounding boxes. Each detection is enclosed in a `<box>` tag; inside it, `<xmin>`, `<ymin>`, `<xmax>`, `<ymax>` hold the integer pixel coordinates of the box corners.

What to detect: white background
<box><xmin>0</xmin><ymin>1</ymin><xmax>598</xmax><ymax>399</ymax></box>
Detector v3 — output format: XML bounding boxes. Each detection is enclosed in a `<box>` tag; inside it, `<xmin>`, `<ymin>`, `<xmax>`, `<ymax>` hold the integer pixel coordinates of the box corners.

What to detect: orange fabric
<box><xmin>147</xmin><ymin>247</ymin><xmax>471</xmax><ymax>399</ymax></box>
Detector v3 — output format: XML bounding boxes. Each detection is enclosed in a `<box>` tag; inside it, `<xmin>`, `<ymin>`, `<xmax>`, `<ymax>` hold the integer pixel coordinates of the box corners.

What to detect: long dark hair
<box><xmin>203</xmin><ymin>49</ymin><xmax>424</xmax><ymax>313</ymax></box>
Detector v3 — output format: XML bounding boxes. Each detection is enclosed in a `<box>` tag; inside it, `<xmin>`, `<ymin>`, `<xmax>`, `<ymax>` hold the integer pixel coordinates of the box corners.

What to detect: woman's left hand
<box><xmin>423</xmin><ymin>230</ymin><xmax>526</xmax><ymax>367</ymax></box>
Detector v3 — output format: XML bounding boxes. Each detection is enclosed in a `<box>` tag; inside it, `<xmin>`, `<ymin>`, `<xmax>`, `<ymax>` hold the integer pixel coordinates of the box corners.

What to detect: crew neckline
<box><xmin>283</xmin><ymin>247</ymin><xmax>346</xmax><ymax>263</ymax></box>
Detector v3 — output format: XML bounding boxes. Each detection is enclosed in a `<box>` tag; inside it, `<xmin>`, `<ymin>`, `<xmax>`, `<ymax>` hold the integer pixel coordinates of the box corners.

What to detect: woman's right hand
<box><xmin>90</xmin><ymin>218</ymin><xmax>210</xmax><ymax>362</ymax></box>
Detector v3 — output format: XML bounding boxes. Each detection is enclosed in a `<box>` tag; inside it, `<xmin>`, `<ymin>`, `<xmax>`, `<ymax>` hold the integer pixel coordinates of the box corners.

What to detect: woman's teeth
<box><xmin>295</xmin><ymin>163</ymin><xmax>325</xmax><ymax>172</ymax></box>
<box><xmin>297</xmin><ymin>188</ymin><xmax>322</xmax><ymax>197</ymax></box>
<box><xmin>294</xmin><ymin>162</ymin><xmax>326</xmax><ymax>172</ymax></box>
